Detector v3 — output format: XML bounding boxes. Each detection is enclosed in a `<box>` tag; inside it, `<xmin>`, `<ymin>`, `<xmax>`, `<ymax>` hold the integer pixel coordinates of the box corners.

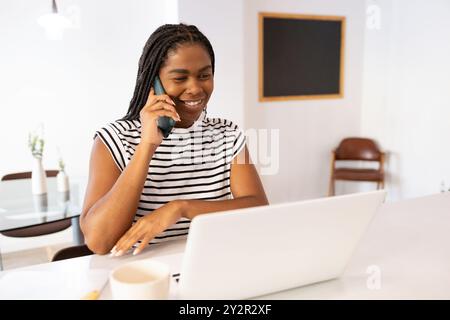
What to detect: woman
<box><xmin>80</xmin><ymin>24</ymin><xmax>268</xmax><ymax>256</ymax></box>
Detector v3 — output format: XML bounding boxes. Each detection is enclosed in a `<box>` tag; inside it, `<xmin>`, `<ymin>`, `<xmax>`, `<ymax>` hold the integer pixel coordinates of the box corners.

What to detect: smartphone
<box><xmin>153</xmin><ymin>76</ymin><xmax>176</xmax><ymax>138</ymax></box>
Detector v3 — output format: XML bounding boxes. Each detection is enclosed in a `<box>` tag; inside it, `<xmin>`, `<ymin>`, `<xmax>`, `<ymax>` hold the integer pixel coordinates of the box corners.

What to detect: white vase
<box><xmin>32</xmin><ymin>157</ymin><xmax>47</xmax><ymax>195</ymax></box>
<box><xmin>57</xmin><ymin>170</ymin><xmax>70</xmax><ymax>193</ymax></box>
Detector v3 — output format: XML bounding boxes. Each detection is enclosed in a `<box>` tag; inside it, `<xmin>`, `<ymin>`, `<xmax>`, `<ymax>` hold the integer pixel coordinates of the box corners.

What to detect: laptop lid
<box><xmin>178</xmin><ymin>190</ymin><xmax>387</xmax><ymax>299</ymax></box>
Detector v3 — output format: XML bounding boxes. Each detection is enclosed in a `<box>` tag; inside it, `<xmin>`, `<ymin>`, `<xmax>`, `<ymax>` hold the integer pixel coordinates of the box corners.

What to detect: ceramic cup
<box><xmin>109</xmin><ymin>259</ymin><xmax>170</xmax><ymax>300</ymax></box>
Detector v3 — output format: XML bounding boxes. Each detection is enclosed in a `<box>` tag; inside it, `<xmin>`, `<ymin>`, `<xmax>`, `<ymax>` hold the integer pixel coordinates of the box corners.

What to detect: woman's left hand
<box><xmin>110</xmin><ymin>201</ymin><xmax>183</xmax><ymax>256</ymax></box>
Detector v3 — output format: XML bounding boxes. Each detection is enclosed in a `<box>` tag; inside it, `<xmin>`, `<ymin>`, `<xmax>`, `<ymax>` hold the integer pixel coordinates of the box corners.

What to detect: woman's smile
<box><xmin>176</xmin><ymin>97</ymin><xmax>206</xmax><ymax>111</ymax></box>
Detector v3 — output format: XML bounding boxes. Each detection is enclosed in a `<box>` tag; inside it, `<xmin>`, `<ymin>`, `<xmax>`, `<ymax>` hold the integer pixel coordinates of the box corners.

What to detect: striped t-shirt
<box><xmin>94</xmin><ymin>115</ymin><xmax>246</xmax><ymax>244</ymax></box>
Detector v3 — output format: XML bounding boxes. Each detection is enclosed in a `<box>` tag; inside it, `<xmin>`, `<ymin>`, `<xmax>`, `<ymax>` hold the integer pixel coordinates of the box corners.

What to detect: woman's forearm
<box><xmin>176</xmin><ymin>195</ymin><xmax>269</xmax><ymax>220</ymax></box>
<box><xmin>82</xmin><ymin>142</ymin><xmax>157</xmax><ymax>253</ymax></box>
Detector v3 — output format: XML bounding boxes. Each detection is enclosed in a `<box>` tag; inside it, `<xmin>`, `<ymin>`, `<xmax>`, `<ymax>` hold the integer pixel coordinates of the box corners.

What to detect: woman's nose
<box><xmin>185</xmin><ymin>79</ymin><xmax>203</xmax><ymax>96</ymax></box>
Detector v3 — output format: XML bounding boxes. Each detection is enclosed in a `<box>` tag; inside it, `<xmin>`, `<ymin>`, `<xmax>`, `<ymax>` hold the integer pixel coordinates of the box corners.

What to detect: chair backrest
<box><xmin>1</xmin><ymin>219</ymin><xmax>72</xmax><ymax>237</ymax></box>
<box><xmin>1</xmin><ymin>170</ymin><xmax>59</xmax><ymax>181</ymax></box>
<box><xmin>51</xmin><ymin>244</ymin><xmax>93</xmax><ymax>262</ymax></box>
<box><xmin>334</xmin><ymin>138</ymin><xmax>382</xmax><ymax>161</ymax></box>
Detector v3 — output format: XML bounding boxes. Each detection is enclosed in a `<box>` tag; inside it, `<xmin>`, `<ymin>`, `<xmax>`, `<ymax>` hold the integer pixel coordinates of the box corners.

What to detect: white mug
<box><xmin>109</xmin><ymin>259</ymin><xmax>170</xmax><ymax>300</ymax></box>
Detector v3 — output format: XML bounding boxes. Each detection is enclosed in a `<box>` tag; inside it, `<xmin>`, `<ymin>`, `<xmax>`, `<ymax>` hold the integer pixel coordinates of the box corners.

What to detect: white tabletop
<box><xmin>1</xmin><ymin>192</ymin><xmax>450</xmax><ymax>299</ymax></box>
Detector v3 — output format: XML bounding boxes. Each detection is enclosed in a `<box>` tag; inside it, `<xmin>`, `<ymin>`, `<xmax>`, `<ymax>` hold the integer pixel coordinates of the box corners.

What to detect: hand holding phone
<box><xmin>153</xmin><ymin>76</ymin><xmax>176</xmax><ymax>138</ymax></box>
<box><xmin>139</xmin><ymin>77</ymin><xmax>179</xmax><ymax>146</ymax></box>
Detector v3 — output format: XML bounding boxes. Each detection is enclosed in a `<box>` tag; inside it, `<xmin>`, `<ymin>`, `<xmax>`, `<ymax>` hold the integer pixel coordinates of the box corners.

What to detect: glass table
<box><xmin>0</xmin><ymin>177</ymin><xmax>84</xmax><ymax>246</ymax></box>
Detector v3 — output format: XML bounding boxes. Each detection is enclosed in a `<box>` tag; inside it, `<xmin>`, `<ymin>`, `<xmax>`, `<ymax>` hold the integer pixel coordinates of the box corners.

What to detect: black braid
<box><xmin>121</xmin><ymin>24</ymin><xmax>215</xmax><ymax>121</ymax></box>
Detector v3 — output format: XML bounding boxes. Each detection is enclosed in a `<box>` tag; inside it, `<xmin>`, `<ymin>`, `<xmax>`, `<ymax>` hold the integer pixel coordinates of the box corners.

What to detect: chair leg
<box><xmin>328</xmin><ymin>178</ymin><xmax>335</xmax><ymax>196</ymax></box>
<box><xmin>45</xmin><ymin>246</ymin><xmax>54</xmax><ymax>262</ymax></box>
<box><xmin>0</xmin><ymin>248</ymin><xmax>4</xmax><ymax>271</ymax></box>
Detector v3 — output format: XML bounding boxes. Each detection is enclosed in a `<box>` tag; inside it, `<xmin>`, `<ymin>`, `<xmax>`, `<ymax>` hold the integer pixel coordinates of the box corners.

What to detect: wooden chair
<box><xmin>328</xmin><ymin>138</ymin><xmax>385</xmax><ymax>196</ymax></box>
<box><xmin>1</xmin><ymin>170</ymin><xmax>59</xmax><ymax>181</ymax></box>
<box><xmin>51</xmin><ymin>244</ymin><xmax>93</xmax><ymax>262</ymax></box>
<box><xmin>0</xmin><ymin>171</ymin><xmax>72</xmax><ymax>270</ymax></box>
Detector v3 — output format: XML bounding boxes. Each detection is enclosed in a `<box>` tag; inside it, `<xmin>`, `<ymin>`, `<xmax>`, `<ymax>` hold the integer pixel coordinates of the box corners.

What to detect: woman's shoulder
<box><xmin>98</xmin><ymin>119</ymin><xmax>142</xmax><ymax>136</ymax></box>
<box><xmin>202</xmin><ymin>117</ymin><xmax>246</xmax><ymax>159</ymax></box>
<box><xmin>202</xmin><ymin>117</ymin><xmax>242</xmax><ymax>132</ymax></box>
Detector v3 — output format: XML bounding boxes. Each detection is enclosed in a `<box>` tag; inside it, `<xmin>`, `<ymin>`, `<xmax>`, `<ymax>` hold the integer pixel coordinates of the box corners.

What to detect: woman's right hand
<box><xmin>139</xmin><ymin>87</ymin><xmax>181</xmax><ymax>146</ymax></box>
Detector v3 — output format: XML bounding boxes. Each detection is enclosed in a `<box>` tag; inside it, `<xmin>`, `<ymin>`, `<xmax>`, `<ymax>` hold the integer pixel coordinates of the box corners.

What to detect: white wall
<box><xmin>244</xmin><ymin>0</ymin><xmax>366</xmax><ymax>203</ymax></box>
<box><xmin>362</xmin><ymin>0</ymin><xmax>450</xmax><ymax>200</ymax></box>
<box><xmin>177</xmin><ymin>0</ymin><xmax>245</xmax><ymax>128</ymax></box>
<box><xmin>0</xmin><ymin>0</ymin><xmax>169</xmax><ymax>180</ymax></box>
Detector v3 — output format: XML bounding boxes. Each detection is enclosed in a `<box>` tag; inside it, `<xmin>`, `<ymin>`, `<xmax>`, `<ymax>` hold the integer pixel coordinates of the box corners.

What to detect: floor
<box><xmin>1</xmin><ymin>242</ymin><xmax>72</xmax><ymax>270</ymax></box>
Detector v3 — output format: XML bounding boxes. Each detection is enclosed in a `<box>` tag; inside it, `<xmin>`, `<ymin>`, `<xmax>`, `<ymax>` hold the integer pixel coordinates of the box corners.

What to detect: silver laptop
<box><xmin>176</xmin><ymin>190</ymin><xmax>386</xmax><ymax>299</ymax></box>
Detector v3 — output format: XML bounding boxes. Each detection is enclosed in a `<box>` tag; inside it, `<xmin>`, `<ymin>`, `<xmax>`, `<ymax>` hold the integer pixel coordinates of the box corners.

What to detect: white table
<box><xmin>1</xmin><ymin>192</ymin><xmax>449</xmax><ymax>299</ymax></box>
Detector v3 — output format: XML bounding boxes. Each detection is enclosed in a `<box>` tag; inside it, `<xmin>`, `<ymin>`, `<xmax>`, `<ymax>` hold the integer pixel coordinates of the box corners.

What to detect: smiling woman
<box><xmin>79</xmin><ymin>24</ymin><xmax>268</xmax><ymax>256</ymax></box>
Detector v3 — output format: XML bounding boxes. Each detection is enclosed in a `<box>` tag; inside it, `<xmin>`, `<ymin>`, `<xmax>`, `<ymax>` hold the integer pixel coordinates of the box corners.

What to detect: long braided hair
<box><xmin>122</xmin><ymin>24</ymin><xmax>215</xmax><ymax>121</ymax></box>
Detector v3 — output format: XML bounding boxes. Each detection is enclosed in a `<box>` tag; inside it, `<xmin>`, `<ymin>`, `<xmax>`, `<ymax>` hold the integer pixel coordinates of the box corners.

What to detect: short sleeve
<box><xmin>218</xmin><ymin>119</ymin><xmax>246</xmax><ymax>163</ymax></box>
<box><xmin>231</xmin><ymin>125</ymin><xmax>246</xmax><ymax>160</ymax></box>
<box><xmin>94</xmin><ymin>122</ymin><xmax>128</xmax><ymax>171</ymax></box>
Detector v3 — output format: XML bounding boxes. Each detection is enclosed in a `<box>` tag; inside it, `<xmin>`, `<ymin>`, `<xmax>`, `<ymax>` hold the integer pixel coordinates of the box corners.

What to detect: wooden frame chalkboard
<box><xmin>259</xmin><ymin>12</ymin><xmax>346</xmax><ymax>102</ymax></box>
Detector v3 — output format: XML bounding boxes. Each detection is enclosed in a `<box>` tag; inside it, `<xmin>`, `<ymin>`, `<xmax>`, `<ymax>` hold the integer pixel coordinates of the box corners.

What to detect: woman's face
<box><xmin>159</xmin><ymin>43</ymin><xmax>214</xmax><ymax>128</ymax></box>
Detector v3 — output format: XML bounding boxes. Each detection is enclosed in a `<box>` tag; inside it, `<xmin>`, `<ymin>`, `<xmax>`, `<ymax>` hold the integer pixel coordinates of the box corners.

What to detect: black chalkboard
<box><xmin>259</xmin><ymin>13</ymin><xmax>345</xmax><ymax>101</ymax></box>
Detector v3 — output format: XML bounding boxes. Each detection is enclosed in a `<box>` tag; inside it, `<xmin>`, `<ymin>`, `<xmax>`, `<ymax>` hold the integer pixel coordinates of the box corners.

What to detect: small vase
<box><xmin>32</xmin><ymin>157</ymin><xmax>47</xmax><ymax>195</ymax></box>
<box><xmin>57</xmin><ymin>170</ymin><xmax>70</xmax><ymax>203</ymax></box>
<box><xmin>57</xmin><ymin>170</ymin><xmax>69</xmax><ymax>193</ymax></box>
<box><xmin>33</xmin><ymin>194</ymin><xmax>48</xmax><ymax>214</ymax></box>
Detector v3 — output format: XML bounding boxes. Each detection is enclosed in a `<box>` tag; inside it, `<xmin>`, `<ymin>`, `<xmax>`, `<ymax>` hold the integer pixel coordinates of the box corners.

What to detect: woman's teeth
<box><xmin>183</xmin><ymin>99</ymin><xmax>203</xmax><ymax>107</ymax></box>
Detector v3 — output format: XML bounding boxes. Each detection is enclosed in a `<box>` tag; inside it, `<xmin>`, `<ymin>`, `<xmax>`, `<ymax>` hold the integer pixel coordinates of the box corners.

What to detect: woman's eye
<box><xmin>199</xmin><ymin>73</ymin><xmax>211</xmax><ymax>80</ymax></box>
<box><xmin>173</xmin><ymin>77</ymin><xmax>187</xmax><ymax>82</ymax></box>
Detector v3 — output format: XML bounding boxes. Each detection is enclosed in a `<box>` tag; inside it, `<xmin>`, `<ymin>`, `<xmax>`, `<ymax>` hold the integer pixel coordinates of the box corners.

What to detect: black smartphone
<box><xmin>153</xmin><ymin>76</ymin><xmax>175</xmax><ymax>138</ymax></box>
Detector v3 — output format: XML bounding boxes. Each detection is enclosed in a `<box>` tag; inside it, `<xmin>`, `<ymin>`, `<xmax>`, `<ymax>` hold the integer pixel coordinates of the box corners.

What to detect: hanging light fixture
<box><xmin>37</xmin><ymin>0</ymin><xmax>71</xmax><ymax>40</ymax></box>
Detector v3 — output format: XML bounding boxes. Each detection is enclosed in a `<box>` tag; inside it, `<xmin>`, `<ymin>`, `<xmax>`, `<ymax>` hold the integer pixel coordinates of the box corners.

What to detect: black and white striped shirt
<box><xmin>94</xmin><ymin>116</ymin><xmax>246</xmax><ymax>244</ymax></box>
